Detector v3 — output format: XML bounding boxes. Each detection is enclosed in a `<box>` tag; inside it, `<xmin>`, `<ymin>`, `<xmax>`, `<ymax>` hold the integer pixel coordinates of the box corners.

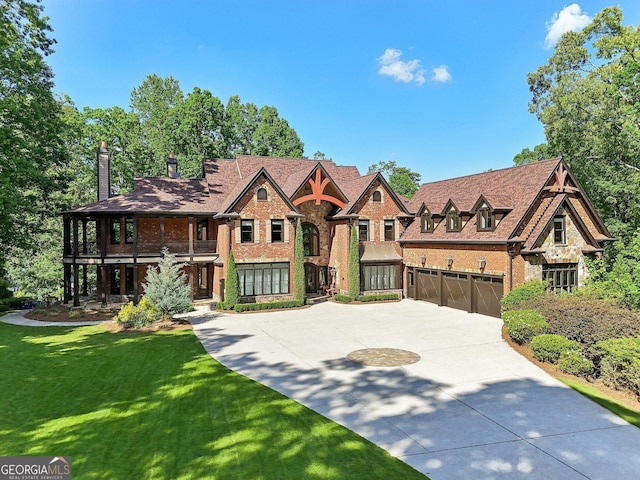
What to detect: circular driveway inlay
<box><xmin>346</xmin><ymin>348</ymin><xmax>421</xmax><ymax>367</ymax></box>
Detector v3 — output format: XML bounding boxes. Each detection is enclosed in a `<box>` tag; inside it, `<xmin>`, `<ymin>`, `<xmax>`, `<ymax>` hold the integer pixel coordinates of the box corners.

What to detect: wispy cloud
<box><xmin>432</xmin><ymin>65</ymin><xmax>452</xmax><ymax>83</ymax></box>
<box><xmin>544</xmin><ymin>4</ymin><xmax>591</xmax><ymax>49</ymax></box>
<box><xmin>377</xmin><ymin>48</ymin><xmax>426</xmax><ymax>85</ymax></box>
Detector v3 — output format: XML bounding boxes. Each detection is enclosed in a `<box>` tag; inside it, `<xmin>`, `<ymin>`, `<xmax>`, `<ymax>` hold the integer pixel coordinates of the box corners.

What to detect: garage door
<box><xmin>416</xmin><ymin>269</ymin><xmax>439</xmax><ymax>303</ymax></box>
<box><xmin>443</xmin><ymin>273</ymin><xmax>469</xmax><ymax>311</ymax></box>
<box><xmin>473</xmin><ymin>276</ymin><xmax>503</xmax><ymax>318</ymax></box>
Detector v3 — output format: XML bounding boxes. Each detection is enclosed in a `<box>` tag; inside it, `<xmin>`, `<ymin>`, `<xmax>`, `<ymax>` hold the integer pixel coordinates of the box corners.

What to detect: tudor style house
<box><xmin>62</xmin><ymin>144</ymin><xmax>612</xmax><ymax>317</ymax></box>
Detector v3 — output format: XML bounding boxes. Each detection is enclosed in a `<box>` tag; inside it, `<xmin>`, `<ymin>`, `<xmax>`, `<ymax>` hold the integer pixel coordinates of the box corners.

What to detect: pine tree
<box><xmin>348</xmin><ymin>223</ymin><xmax>360</xmax><ymax>299</ymax></box>
<box><xmin>224</xmin><ymin>249</ymin><xmax>240</xmax><ymax>309</ymax></box>
<box><xmin>143</xmin><ymin>247</ymin><xmax>192</xmax><ymax>319</ymax></box>
<box><xmin>293</xmin><ymin>218</ymin><xmax>305</xmax><ymax>302</ymax></box>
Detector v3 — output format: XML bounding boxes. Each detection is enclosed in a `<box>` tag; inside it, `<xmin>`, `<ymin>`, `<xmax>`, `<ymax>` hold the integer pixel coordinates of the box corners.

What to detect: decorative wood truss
<box><xmin>293</xmin><ymin>168</ymin><xmax>346</xmax><ymax>208</ymax></box>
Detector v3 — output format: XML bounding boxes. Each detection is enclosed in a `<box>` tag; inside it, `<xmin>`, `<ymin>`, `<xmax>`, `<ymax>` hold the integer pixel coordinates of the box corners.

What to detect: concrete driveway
<box><xmin>190</xmin><ymin>300</ymin><xmax>640</xmax><ymax>480</ymax></box>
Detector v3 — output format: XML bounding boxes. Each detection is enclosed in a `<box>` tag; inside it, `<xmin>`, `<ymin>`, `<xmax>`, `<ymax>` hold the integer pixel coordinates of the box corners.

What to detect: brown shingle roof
<box><xmin>402</xmin><ymin>158</ymin><xmax>562</xmax><ymax>243</ymax></box>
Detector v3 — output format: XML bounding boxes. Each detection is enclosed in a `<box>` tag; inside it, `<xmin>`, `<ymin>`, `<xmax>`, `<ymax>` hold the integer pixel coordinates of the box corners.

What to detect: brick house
<box><xmin>62</xmin><ymin>145</ymin><xmax>611</xmax><ymax>317</ymax></box>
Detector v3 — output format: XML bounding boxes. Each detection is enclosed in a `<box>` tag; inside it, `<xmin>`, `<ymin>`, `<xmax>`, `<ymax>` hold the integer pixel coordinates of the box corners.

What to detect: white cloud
<box><xmin>432</xmin><ymin>65</ymin><xmax>452</xmax><ymax>83</ymax></box>
<box><xmin>544</xmin><ymin>4</ymin><xmax>591</xmax><ymax>49</ymax></box>
<box><xmin>377</xmin><ymin>48</ymin><xmax>426</xmax><ymax>85</ymax></box>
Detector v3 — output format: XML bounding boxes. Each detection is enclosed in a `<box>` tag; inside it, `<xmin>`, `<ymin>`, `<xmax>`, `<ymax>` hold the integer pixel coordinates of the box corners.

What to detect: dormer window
<box><xmin>477</xmin><ymin>206</ymin><xmax>495</xmax><ymax>231</ymax></box>
<box><xmin>420</xmin><ymin>212</ymin><xmax>433</xmax><ymax>233</ymax></box>
<box><xmin>446</xmin><ymin>208</ymin><xmax>461</xmax><ymax>232</ymax></box>
<box><xmin>372</xmin><ymin>191</ymin><xmax>382</xmax><ymax>203</ymax></box>
<box><xmin>257</xmin><ymin>187</ymin><xmax>267</xmax><ymax>201</ymax></box>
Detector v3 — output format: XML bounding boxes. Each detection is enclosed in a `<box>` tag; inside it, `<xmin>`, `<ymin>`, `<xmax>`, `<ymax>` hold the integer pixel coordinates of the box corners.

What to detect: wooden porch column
<box><xmin>100</xmin><ymin>265</ymin><xmax>107</xmax><ymax>306</ymax></box>
<box><xmin>72</xmin><ymin>217</ymin><xmax>79</xmax><ymax>259</ymax></box>
<box><xmin>189</xmin><ymin>216</ymin><xmax>194</xmax><ymax>256</ymax></box>
<box><xmin>73</xmin><ymin>264</ymin><xmax>80</xmax><ymax>307</ymax></box>
<box><xmin>63</xmin><ymin>264</ymin><xmax>70</xmax><ymax>304</ymax></box>
<box><xmin>160</xmin><ymin>216</ymin><xmax>165</xmax><ymax>248</ymax></box>
<box><xmin>189</xmin><ymin>263</ymin><xmax>194</xmax><ymax>300</ymax></box>
<box><xmin>63</xmin><ymin>217</ymin><xmax>71</xmax><ymax>256</ymax></box>
<box><xmin>82</xmin><ymin>218</ymin><xmax>88</xmax><ymax>254</ymax></box>
<box><xmin>82</xmin><ymin>264</ymin><xmax>88</xmax><ymax>296</ymax></box>
<box><xmin>133</xmin><ymin>265</ymin><xmax>139</xmax><ymax>304</ymax></box>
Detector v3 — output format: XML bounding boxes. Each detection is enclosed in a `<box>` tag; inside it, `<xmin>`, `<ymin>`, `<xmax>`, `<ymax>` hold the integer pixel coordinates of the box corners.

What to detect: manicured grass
<box><xmin>0</xmin><ymin>323</ymin><xmax>427</xmax><ymax>479</ymax></box>
<box><xmin>559</xmin><ymin>378</ymin><xmax>640</xmax><ymax>428</ymax></box>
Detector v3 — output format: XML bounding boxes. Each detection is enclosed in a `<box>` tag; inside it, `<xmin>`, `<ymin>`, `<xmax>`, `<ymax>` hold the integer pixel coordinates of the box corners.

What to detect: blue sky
<box><xmin>42</xmin><ymin>1</ymin><xmax>640</xmax><ymax>183</ymax></box>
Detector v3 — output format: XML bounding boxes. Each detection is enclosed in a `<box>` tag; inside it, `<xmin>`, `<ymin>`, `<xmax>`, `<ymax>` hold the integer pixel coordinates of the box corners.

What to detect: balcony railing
<box><xmin>64</xmin><ymin>240</ymin><xmax>217</xmax><ymax>257</ymax></box>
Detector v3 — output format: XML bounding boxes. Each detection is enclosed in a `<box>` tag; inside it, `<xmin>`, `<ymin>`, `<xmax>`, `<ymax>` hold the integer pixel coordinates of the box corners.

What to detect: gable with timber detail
<box><xmin>292</xmin><ymin>166</ymin><xmax>347</xmax><ymax>208</ymax></box>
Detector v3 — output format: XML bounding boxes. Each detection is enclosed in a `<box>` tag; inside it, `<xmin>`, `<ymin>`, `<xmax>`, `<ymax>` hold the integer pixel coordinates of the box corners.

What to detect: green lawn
<box><xmin>0</xmin><ymin>323</ymin><xmax>427</xmax><ymax>479</ymax></box>
<box><xmin>559</xmin><ymin>377</ymin><xmax>640</xmax><ymax>428</ymax></box>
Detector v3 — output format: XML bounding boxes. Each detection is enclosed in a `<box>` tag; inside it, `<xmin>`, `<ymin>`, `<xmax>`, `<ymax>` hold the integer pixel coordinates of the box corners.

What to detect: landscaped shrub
<box><xmin>596</xmin><ymin>336</ymin><xmax>640</xmax><ymax>397</ymax></box>
<box><xmin>500</xmin><ymin>280</ymin><xmax>547</xmax><ymax>311</ymax></box>
<box><xmin>0</xmin><ymin>303</ymin><xmax>9</xmax><ymax>313</ymax></box>
<box><xmin>234</xmin><ymin>300</ymin><xmax>304</xmax><ymax>312</ymax></box>
<box><xmin>502</xmin><ymin>309</ymin><xmax>548</xmax><ymax>345</ymax></box>
<box><xmin>356</xmin><ymin>293</ymin><xmax>399</xmax><ymax>302</ymax></box>
<box><xmin>526</xmin><ymin>295</ymin><xmax>640</xmax><ymax>347</ymax></box>
<box><xmin>143</xmin><ymin>248</ymin><xmax>192</xmax><ymax>319</ymax></box>
<box><xmin>334</xmin><ymin>294</ymin><xmax>352</xmax><ymax>303</ymax></box>
<box><xmin>558</xmin><ymin>349</ymin><xmax>594</xmax><ymax>377</ymax></box>
<box><xmin>530</xmin><ymin>334</ymin><xmax>580</xmax><ymax>364</ymax></box>
<box><xmin>114</xmin><ymin>297</ymin><xmax>161</xmax><ymax>328</ymax></box>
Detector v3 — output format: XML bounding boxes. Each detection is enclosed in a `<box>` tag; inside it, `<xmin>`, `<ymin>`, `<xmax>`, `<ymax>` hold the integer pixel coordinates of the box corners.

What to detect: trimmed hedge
<box><xmin>500</xmin><ymin>280</ymin><xmax>547</xmax><ymax>311</ymax></box>
<box><xmin>356</xmin><ymin>293</ymin><xmax>400</xmax><ymax>302</ymax></box>
<box><xmin>334</xmin><ymin>294</ymin><xmax>352</xmax><ymax>303</ymax></box>
<box><xmin>234</xmin><ymin>300</ymin><xmax>304</xmax><ymax>313</ymax></box>
<box><xmin>558</xmin><ymin>350</ymin><xmax>594</xmax><ymax>377</ymax></box>
<box><xmin>596</xmin><ymin>336</ymin><xmax>640</xmax><ymax>397</ymax></box>
<box><xmin>502</xmin><ymin>309</ymin><xmax>548</xmax><ymax>345</ymax></box>
<box><xmin>530</xmin><ymin>334</ymin><xmax>580</xmax><ymax>364</ymax></box>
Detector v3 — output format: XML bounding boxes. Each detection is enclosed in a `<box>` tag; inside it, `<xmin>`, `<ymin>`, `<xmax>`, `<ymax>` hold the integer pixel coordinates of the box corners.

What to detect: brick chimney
<box><xmin>167</xmin><ymin>152</ymin><xmax>178</xmax><ymax>178</ymax></box>
<box><xmin>97</xmin><ymin>141</ymin><xmax>111</xmax><ymax>201</ymax></box>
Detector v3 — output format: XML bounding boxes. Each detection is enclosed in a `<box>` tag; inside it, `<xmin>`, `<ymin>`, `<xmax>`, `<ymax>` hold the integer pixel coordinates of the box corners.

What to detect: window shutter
<box><xmin>255</xmin><ymin>220</ymin><xmax>260</xmax><ymax>243</ymax></box>
<box><xmin>234</xmin><ymin>220</ymin><xmax>240</xmax><ymax>244</ymax></box>
<box><xmin>380</xmin><ymin>220</ymin><xmax>385</xmax><ymax>242</ymax></box>
<box><xmin>266</xmin><ymin>220</ymin><xmax>272</xmax><ymax>243</ymax></box>
<box><xmin>284</xmin><ymin>220</ymin><xmax>290</xmax><ymax>243</ymax></box>
<box><xmin>395</xmin><ymin>220</ymin><xmax>399</xmax><ymax>240</ymax></box>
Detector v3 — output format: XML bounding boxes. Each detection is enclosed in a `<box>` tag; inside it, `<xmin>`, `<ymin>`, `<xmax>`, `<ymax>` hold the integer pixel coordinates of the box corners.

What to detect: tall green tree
<box><xmin>348</xmin><ymin>224</ymin><xmax>360</xmax><ymax>299</ymax></box>
<box><xmin>367</xmin><ymin>160</ymin><xmax>421</xmax><ymax>198</ymax></box>
<box><xmin>223</xmin><ymin>249</ymin><xmax>240</xmax><ymax>310</ymax></box>
<box><xmin>143</xmin><ymin>247</ymin><xmax>192</xmax><ymax>319</ymax></box>
<box><xmin>293</xmin><ymin>219</ymin><xmax>305</xmax><ymax>302</ymax></box>
<box><xmin>526</xmin><ymin>6</ymin><xmax>640</xmax><ymax>240</ymax></box>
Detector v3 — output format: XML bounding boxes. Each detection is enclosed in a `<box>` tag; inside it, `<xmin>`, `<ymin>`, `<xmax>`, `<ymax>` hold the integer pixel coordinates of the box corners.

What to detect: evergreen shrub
<box><xmin>530</xmin><ymin>334</ymin><xmax>580</xmax><ymax>364</ymax></box>
<box><xmin>500</xmin><ymin>280</ymin><xmax>547</xmax><ymax>311</ymax></box>
<box><xmin>334</xmin><ymin>294</ymin><xmax>352</xmax><ymax>303</ymax></box>
<box><xmin>596</xmin><ymin>336</ymin><xmax>640</xmax><ymax>397</ymax></box>
<box><xmin>234</xmin><ymin>300</ymin><xmax>304</xmax><ymax>312</ymax></box>
<box><xmin>557</xmin><ymin>350</ymin><xmax>594</xmax><ymax>377</ymax></box>
<box><xmin>502</xmin><ymin>309</ymin><xmax>547</xmax><ymax>345</ymax></box>
<box><xmin>356</xmin><ymin>293</ymin><xmax>399</xmax><ymax>302</ymax></box>
<box><xmin>114</xmin><ymin>297</ymin><xmax>161</xmax><ymax>328</ymax></box>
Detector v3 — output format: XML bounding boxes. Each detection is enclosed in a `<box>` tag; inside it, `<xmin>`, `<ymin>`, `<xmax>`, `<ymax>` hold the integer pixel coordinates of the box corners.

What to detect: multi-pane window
<box><xmin>477</xmin><ymin>207</ymin><xmax>494</xmax><ymax>231</ymax></box>
<box><xmin>358</xmin><ymin>220</ymin><xmax>369</xmax><ymax>241</ymax></box>
<box><xmin>110</xmin><ymin>219</ymin><xmax>121</xmax><ymax>244</ymax></box>
<box><xmin>543</xmin><ymin>263</ymin><xmax>577</xmax><ymax>293</ymax></box>
<box><xmin>197</xmin><ymin>219</ymin><xmax>208</xmax><ymax>241</ymax></box>
<box><xmin>553</xmin><ymin>216</ymin><xmax>566</xmax><ymax>244</ymax></box>
<box><xmin>362</xmin><ymin>264</ymin><xmax>401</xmax><ymax>291</ymax></box>
<box><xmin>446</xmin><ymin>209</ymin><xmax>461</xmax><ymax>232</ymax></box>
<box><xmin>302</xmin><ymin>222</ymin><xmax>319</xmax><ymax>256</ymax></box>
<box><xmin>384</xmin><ymin>220</ymin><xmax>395</xmax><ymax>241</ymax></box>
<box><xmin>125</xmin><ymin>266</ymin><xmax>135</xmax><ymax>293</ymax></box>
<box><xmin>420</xmin><ymin>213</ymin><xmax>433</xmax><ymax>233</ymax></box>
<box><xmin>110</xmin><ymin>266</ymin><xmax>120</xmax><ymax>294</ymax></box>
<box><xmin>237</xmin><ymin>263</ymin><xmax>290</xmax><ymax>296</ymax></box>
<box><xmin>271</xmin><ymin>220</ymin><xmax>284</xmax><ymax>243</ymax></box>
<box><xmin>125</xmin><ymin>218</ymin><xmax>134</xmax><ymax>244</ymax></box>
<box><xmin>241</xmin><ymin>220</ymin><xmax>254</xmax><ymax>243</ymax></box>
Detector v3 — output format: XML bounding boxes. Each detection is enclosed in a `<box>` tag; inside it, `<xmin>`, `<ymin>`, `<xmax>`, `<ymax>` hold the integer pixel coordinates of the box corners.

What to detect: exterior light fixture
<box><xmin>478</xmin><ymin>257</ymin><xmax>487</xmax><ymax>270</ymax></box>
<box><xmin>446</xmin><ymin>255</ymin><xmax>454</xmax><ymax>269</ymax></box>
<box><xmin>420</xmin><ymin>254</ymin><xmax>426</xmax><ymax>266</ymax></box>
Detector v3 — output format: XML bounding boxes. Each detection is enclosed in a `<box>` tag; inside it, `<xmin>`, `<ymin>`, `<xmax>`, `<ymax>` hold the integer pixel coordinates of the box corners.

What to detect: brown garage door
<box><xmin>473</xmin><ymin>276</ymin><xmax>503</xmax><ymax>318</ymax></box>
<box><xmin>443</xmin><ymin>272</ymin><xmax>469</xmax><ymax>311</ymax></box>
<box><xmin>416</xmin><ymin>269</ymin><xmax>439</xmax><ymax>303</ymax></box>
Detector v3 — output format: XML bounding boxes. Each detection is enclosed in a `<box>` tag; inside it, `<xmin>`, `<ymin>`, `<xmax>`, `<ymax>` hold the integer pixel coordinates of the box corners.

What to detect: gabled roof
<box><xmin>402</xmin><ymin>158</ymin><xmax>568</xmax><ymax>243</ymax></box>
<box><xmin>340</xmin><ymin>172</ymin><xmax>411</xmax><ymax>216</ymax></box>
<box><xmin>65</xmin><ymin>178</ymin><xmax>215</xmax><ymax>215</ymax></box>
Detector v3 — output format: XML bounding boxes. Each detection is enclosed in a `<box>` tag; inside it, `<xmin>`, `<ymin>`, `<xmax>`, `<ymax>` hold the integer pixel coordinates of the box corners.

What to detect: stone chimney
<box><xmin>97</xmin><ymin>141</ymin><xmax>111</xmax><ymax>201</ymax></box>
<box><xmin>167</xmin><ymin>152</ymin><xmax>178</xmax><ymax>178</ymax></box>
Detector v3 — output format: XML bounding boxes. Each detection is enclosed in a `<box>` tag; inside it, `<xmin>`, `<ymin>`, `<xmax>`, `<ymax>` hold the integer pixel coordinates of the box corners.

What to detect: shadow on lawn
<box><xmin>0</xmin><ymin>323</ymin><xmax>425</xmax><ymax>479</ymax></box>
<box><xmin>193</xmin><ymin>320</ymin><xmax>640</xmax><ymax>480</ymax></box>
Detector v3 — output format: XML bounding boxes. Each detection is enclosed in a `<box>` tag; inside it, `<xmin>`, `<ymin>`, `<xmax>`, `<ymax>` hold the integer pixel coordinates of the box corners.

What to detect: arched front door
<box><xmin>304</xmin><ymin>263</ymin><xmax>317</xmax><ymax>293</ymax></box>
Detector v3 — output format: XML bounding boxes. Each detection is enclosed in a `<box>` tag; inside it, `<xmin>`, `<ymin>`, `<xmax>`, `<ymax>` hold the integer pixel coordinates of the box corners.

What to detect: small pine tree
<box><xmin>143</xmin><ymin>247</ymin><xmax>192</xmax><ymax>320</ymax></box>
<box><xmin>224</xmin><ymin>249</ymin><xmax>240</xmax><ymax>309</ymax></box>
<box><xmin>293</xmin><ymin>218</ymin><xmax>305</xmax><ymax>302</ymax></box>
<box><xmin>348</xmin><ymin>223</ymin><xmax>360</xmax><ymax>299</ymax></box>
